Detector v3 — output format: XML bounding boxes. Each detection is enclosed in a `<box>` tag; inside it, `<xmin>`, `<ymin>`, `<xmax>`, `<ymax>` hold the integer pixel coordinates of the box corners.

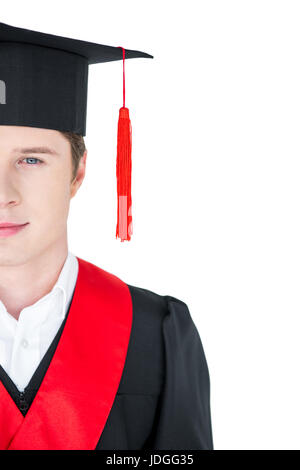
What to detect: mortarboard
<box><xmin>0</xmin><ymin>22</ymin><xmax>153</xmax><ymax>241</ymax></box>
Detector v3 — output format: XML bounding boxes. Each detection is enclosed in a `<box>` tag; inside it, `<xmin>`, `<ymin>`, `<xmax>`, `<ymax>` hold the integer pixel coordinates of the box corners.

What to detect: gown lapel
<box><xmin>0</xmin><ymin>256</ymin><xmax>133</xmax><ymax>450</ymax></box>
<box><xmin>0</xmin><ymin>380</ymin><xmax>23</xmax><ymax>449</ymax></box>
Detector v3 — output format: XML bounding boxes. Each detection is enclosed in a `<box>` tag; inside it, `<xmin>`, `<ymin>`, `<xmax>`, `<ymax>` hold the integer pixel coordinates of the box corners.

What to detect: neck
<box><xmin>0</xmin><ymin>242</ymin><xmax>68</xmax><ymax>321</ymax></box>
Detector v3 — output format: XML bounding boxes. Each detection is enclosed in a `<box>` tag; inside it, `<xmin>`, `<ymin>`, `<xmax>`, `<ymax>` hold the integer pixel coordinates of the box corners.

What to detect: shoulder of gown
<box><xmin>125</xmin><ymin>284</ymin><xmax>214</xmax><ymax>450</ymax></box>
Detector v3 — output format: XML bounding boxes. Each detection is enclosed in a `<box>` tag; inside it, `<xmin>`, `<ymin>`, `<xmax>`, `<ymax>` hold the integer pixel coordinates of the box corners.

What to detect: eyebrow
<box><xmin>12</xmin><ymin>146</ymin><xmax>59</xmax><ymax>156</ymax></box>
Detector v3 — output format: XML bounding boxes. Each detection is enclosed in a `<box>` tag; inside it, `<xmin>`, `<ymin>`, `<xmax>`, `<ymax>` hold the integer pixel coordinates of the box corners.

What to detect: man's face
<box><xmin>0</xmin><ymin>126</ymin><xmax>86</xmax><ymax>266</ymax></box>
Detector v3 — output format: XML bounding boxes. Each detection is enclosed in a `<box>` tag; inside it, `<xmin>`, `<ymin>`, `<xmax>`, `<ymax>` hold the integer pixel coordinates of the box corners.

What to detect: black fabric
<box><xmin>0</xmin><ymin>22</ymin><xmax>153</xmax><ymax>135</ymax></box>
<box><xmin>0</xmin><ymin>285</ymin><xmax>213</xmax><ymax>450</ymax></box>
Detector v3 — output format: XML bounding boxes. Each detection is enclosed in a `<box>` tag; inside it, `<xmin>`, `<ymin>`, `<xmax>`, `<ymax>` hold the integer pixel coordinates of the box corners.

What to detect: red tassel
<box><xmin>116</xmin><ymin>46</ymin><xmax>133</xmax><ymax>242</ymax></box>
<box><xmin>116</xmin><ymin>106</ymin><xmax>132</xmax><ymax>241</ymax></box>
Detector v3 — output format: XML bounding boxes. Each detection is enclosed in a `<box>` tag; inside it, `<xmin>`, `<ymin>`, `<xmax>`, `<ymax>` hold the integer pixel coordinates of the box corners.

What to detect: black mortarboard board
<box><xmin>0</xmin><ymin>21</ymin><xmax>152</xmax><ymax>134</ymax></box>
<box><xmin>0</xmin><ymin>22</ymin><xmax>153</xmax><ymax>241</ymax></box>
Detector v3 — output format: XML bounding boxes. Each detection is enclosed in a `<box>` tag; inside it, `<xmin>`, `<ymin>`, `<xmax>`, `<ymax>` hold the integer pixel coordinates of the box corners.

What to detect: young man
<box><xmin>0</xmin><ymin>22</ymin><xmax>213</xmax><ymax>450</ymax></box>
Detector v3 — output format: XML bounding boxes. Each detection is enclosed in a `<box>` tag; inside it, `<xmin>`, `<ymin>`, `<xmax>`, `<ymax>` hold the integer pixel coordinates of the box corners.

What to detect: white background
<box><xmin>2</xmin><ymin>0</ymin><xmax>300</xmax><ymax>450</ymax></box>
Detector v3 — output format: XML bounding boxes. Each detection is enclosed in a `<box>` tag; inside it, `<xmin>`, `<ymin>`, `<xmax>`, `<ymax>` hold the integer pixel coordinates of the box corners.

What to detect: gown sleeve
<box><xmin>149</xmin><ymin>296</ymin><xmax>213</xmax><ymax>450</ymax></box>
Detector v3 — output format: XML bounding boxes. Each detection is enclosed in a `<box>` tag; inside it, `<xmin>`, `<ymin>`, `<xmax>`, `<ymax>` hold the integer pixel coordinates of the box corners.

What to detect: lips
<box><xmin>0</xmin><ymin>223</ymin><xmax>29</xmax><ymax>238</ymax></box>
<box><xmin>0</xmin><ymin>223</ymin><xmax>28</xmax><ymax>228</ymax></box>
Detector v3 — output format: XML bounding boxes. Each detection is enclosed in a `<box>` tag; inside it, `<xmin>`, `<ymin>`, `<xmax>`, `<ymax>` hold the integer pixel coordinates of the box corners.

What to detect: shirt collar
<box><xmin>52</xmin><ymin>251</ymin><xmax>79</xmax><ymax>319</ymax></box>
<box><xmin>0</xmin><ymin>251</ymin><xmax>79</xmax><ymax>325</ymax></box>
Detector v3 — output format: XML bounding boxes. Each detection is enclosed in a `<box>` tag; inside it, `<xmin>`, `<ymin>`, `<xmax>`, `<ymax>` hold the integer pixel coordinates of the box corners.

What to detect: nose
<box><xmin>0</xmin><ymin>171</ymin><xmax>20</xmax><ymax>208</ymax></box>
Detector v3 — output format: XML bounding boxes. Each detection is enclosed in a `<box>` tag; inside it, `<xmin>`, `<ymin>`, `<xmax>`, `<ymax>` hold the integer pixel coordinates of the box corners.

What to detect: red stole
<box><xmin>0</xmin><ymin>256</ymin><xmax>133</xmax><ymax>450</ymax></box>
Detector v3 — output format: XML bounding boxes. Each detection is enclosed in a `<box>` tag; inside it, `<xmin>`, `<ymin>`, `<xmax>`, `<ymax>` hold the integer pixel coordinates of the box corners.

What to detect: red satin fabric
<box><xmin>0</xmin><ymin>256</ymin><xmax>133</xmax><ymax>450</ymax></box>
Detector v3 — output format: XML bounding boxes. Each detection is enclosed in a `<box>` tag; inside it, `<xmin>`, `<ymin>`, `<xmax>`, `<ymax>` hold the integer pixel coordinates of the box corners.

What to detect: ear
<box><xmin>70</xmin><ymin>149</ymin><xmax>87</xmax><ymax>199</ymax></box>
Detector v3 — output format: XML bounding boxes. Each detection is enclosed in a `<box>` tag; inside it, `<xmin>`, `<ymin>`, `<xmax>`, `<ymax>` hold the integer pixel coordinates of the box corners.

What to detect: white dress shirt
<box><xmin>0</xmin><ymin>251</ymin><xmax>79</xmax><ymax>392</ymax></box>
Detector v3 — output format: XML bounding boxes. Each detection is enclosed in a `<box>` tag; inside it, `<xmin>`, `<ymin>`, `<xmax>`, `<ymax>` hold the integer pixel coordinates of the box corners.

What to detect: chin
<box><xmin>0</xmin><ymin>249</ymin><xmax>31</xmax><ymax>267</ymax></box>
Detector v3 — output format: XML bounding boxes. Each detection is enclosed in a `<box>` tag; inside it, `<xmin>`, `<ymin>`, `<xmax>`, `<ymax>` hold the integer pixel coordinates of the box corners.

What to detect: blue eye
<box><xmin>22</xmin><ymin>157</ymin><xmax>43</xmax><ymax>165</ymax></box>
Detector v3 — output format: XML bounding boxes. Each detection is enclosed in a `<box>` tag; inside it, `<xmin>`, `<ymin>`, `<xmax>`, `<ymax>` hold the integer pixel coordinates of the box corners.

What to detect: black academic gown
<box><xmin>0</xmin><ymin>284</ymin><xmax>213</xmax><ymax>450</ymax></box>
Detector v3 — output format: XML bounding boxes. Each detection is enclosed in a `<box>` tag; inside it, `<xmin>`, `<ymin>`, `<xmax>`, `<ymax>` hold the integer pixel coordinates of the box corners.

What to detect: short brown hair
<box><xmin>60</xmin><ymin>131</ymin><xmax>86</xmax><ymax>182</ymax></box>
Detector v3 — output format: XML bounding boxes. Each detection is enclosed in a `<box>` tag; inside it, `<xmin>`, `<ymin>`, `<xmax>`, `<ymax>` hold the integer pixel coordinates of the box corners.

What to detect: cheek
<box><xmin>26</xmin><ymin>173</ymin><xmax>71</xmax><ymax>223</ymax></box>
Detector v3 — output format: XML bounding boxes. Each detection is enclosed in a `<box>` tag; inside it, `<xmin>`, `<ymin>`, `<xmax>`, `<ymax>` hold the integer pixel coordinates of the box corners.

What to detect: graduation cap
<box><xmin>0</xmin><ymin>22</ymin><xmax>153</xmax><ymax>241</ymax></box>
